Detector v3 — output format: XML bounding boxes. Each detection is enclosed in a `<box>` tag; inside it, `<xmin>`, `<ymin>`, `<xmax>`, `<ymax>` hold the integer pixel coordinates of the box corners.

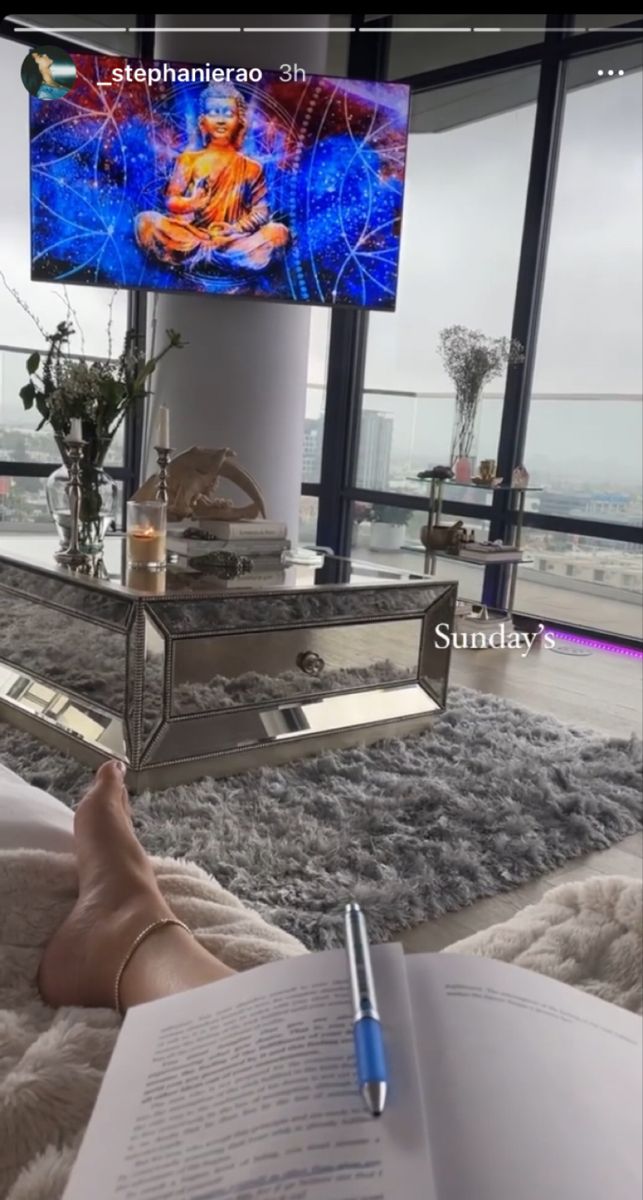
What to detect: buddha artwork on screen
<box><xmin>29</xmin><ymin>55</ymin><xmax>410</xmax><ymax>310</ymax></box>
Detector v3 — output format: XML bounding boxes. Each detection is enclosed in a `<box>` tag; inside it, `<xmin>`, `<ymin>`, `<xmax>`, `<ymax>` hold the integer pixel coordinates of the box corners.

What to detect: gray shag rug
<box><xmin>1</xmin><ymin>687</ymin><xmax>641</xmax><ymax>949</ymax></box>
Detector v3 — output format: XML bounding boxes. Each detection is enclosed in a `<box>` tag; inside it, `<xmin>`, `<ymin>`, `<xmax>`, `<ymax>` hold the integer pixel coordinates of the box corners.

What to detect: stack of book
<box><xmin>459</xmin><ymin>541</ymin><xmax>524</xmax><ymax>563</ymax></box>
<box><xmin>166</xmin><ymin>519</ymin><xmax>289</xmax><ymax>585</ymax></box>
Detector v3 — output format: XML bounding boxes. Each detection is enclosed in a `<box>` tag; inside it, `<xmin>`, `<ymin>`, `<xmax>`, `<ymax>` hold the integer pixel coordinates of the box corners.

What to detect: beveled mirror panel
<box><xmin>171</xmin><ymin>618</ymin><xmax>422</xmax><ymax>715</ymax></box>
<box><xmin>420</xmin><ymin>586</ymin><xmax>456</xmax><ymax>709</ymax></box>
<box><xmin>153</xmin><ymin>583</ymin><xmax>448</xmax><ymax>636</ymax></box>
<box><xmin>0</xmin><ymin>558</ymin><xmax>132</xmax><ymax>627</ymax></box>
<box><xmin>145</xmin><ymin>683</ymin><xmax>440</xmax><ymax>765</ymax></box>
<box><xmin>0</xmin><ymin>591</ymin><xmax>127</xmax><ymax>716</ymax></box>
<box><xmin>142</xmin><ymin>612</ymin><xmax>166</xmax><ymax>744</ymax></box>
<box><xmin>0</xmin><ymin>661</ymin><xmax>126</xmax><ymax>757</ymax></box>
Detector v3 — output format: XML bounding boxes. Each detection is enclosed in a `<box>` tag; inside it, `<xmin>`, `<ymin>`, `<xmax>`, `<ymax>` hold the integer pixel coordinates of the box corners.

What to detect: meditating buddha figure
<box><xmin>136</xmin><ymin>83</ymin><xmax>289</xmax><ymax>272</ymax></box>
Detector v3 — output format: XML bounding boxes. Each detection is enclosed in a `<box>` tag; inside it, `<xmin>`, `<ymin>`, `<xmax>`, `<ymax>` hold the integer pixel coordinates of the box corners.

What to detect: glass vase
<box><xmin>450</xmin><ymin>388</ymin><xmax>482</xmax><ymax>473</ymax></box>
<box><xmin>46</xmin><ymin>435</ymin><xmax>118</xmax><ymax>558</ymax></box>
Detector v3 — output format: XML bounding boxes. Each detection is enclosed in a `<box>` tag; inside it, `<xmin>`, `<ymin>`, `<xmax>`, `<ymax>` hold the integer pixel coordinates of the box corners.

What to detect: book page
<box><xmin>407</xmin><ymin>953</ymin><xmax>642</xmax><ymax>1200</ymax></box>
<box><xmin>64</xmin><ymin>944</ymin><xmax>436</xmax><ymax>1200</ymax></box>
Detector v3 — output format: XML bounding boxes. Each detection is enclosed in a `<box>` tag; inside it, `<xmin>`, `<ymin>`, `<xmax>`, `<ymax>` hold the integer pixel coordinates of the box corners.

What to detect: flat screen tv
<box><xmin>29</xmin><ymin>53</ymin><xmax>410</xmax><ymax>310</ymax></box>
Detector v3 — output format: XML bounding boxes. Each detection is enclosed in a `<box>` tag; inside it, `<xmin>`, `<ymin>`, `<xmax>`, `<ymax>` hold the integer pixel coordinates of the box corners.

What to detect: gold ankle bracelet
<box><xmin>114</xmin><ymin>918</ymin><xmax>193</xmax><ymax>1015</ymax></box>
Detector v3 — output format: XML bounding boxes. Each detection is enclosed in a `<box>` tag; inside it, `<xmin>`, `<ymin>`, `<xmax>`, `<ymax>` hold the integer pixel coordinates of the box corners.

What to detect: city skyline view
<box><xmin>302</xmin><ymin>384</ymin><xmax>643</xmax><ymax>492</ymax></box>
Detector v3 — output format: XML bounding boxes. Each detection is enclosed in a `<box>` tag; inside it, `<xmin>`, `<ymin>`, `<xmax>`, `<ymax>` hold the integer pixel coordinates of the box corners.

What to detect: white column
<box><xmin>145</xmin><ymin>16</ymin><xmax>329</xmax><ymax>540</ymax></box>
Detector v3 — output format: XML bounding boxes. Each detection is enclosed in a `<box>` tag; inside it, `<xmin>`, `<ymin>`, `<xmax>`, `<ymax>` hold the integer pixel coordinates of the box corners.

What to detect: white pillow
<box><xmin>0</xmin><ymin>761</ymin><xmax>74</xmax><ymax>852</ymax></box>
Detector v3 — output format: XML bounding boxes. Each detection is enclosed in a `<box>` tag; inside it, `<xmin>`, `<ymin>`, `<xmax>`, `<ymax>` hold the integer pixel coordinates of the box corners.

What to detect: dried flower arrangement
<box><xmin>438</xmin><ymin>326</ymin><xmax>524</xmax><ymax>463</ymax></box>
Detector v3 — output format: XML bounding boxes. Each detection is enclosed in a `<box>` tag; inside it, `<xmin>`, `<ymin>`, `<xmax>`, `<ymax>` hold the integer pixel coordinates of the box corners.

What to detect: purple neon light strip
<box><xmin>544</xmin><ymin>627</ymin><xmax>643</xmax><ymax>660</ymax></box>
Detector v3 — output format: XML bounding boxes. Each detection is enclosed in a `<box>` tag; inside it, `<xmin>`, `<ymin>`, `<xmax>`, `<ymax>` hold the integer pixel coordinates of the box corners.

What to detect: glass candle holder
<box><xmin>126</xmin><ymin>564</ymin><xmax>167</xmax><ymax>594</ymax></box>
<box><xmin>127</xmin><ymin>501</ymin><xmax>167</xmax><ymax>569</ymax></box>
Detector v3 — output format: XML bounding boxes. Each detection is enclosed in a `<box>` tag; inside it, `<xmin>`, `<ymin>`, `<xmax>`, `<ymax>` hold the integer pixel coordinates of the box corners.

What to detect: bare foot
<box><xmin>38</xmin><ymin>761</ymin><xmax>173</xmax><ymax>1009</ymax></box>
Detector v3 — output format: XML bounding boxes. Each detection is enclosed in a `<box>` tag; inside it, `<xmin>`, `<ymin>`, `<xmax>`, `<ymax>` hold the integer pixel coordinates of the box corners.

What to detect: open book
<box><xmin>63</xmin><ymin>944</ymin><xmax>642</xmax><ymax>1200</ymax></box>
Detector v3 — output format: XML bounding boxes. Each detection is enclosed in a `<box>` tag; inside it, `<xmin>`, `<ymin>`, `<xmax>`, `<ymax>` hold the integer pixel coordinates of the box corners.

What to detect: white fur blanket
<box><xmin>0</xmin><ymin>853</ymin><xmax>640</xmax><ymax>1200</ymax></box>
<box><xmin>0</xmin><ymin>851</ymin><xmax>305</xmax><ymax>1200</ymax></box>
<box><xmin>446</xmin><ymin>874</ymin><xmax>642</xmax><ymax>1013</ymax></box>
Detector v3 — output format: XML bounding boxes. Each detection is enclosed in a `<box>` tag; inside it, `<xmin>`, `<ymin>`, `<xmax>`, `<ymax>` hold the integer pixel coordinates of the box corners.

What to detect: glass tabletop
<box><xmin>406</xmin><ymin>477</ymin><xmax>543</xmax><ymax>492</ymax></box>
<box><xmin>0</xmin><ymin>533</ymin><xmax>435</xmax><ymax>599</ymax></box>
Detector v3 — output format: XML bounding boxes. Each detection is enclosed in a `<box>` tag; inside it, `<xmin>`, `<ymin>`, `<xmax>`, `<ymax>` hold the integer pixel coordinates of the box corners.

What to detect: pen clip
<box><xmin>345</xmin><ymin>903</ymin><xmax>380</xmax><ymax>1022</ymax></box>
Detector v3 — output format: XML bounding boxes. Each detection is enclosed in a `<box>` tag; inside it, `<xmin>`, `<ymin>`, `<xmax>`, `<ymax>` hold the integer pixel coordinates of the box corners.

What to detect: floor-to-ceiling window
<box><xmin>305</xmin><ymin>15</ymin><xmax>643</xmax><ymax>641</ymax></box>
<box><xmin>516</xmin><ymin>53</ymin><xmax>642</xmax><ymax>637</ymax></box>
<box><xmin>351</xmin><ymin>67</ymin><xmax>539</xmax><ymax>568</ymax></box>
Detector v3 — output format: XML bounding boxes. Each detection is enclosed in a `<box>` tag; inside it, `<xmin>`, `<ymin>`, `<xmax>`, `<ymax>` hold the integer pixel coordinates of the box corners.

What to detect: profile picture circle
<box><xmin>21</xmin><ymin>45</ymin><xmax>76</xmax><ymax>101</ymax></box>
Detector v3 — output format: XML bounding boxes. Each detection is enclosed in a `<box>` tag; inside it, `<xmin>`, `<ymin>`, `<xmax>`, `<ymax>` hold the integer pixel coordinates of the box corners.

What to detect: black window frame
<box><xmin>309</xmin><ymin>12</ymin><xmax>643</xmax><ymax>645</ymax></box>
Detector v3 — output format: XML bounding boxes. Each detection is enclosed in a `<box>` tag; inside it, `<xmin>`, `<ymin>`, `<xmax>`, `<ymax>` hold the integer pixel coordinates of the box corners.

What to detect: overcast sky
<box><xmin>309</xmin><ymin>65</ymin><xmax>643</xmax><ymax>484</ymax></box>
<box><xmin>1</xmin><ymin>34</ymin><xmax>641</xmax><ymax>486</ymax></box>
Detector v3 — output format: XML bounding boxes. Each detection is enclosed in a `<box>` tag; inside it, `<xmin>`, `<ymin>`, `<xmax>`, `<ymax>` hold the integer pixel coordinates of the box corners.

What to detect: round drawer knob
<box><xmin>297</xmin><ymin>650</ymin><xmax>325</xmax><ymax>676</ymax></box>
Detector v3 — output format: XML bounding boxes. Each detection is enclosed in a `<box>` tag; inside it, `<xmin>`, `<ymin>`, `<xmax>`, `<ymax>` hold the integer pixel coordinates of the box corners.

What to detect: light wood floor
<box><xmin>353</xmin><ymin>542</ymin><xmax>643</xmax><ymax>638</ymax></box>
<box><xmin>401</xmin><ymin>639</ymin><xmax>643</xmax><ymax>954</ymax></box>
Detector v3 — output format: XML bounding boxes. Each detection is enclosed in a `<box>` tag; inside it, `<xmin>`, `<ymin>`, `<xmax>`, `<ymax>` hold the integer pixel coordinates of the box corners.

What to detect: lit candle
<box><xmin>127</xmin><ymin>524</ymin><xmax>166</xmax><ymax>567</ymax></box>
<box><xmin>67</xmin><ymin>418</ymin><xmax>83</xmax><ymax>443</ymax></box>
<box><xmin>127</xmin><ymin>500</ymin><xmax>166</xmax><ymax>570</ymax></box>
<box><xmin>156</xmin><ymin>406</ymin><xmax>170</xmax><ymax>449</ymax></box>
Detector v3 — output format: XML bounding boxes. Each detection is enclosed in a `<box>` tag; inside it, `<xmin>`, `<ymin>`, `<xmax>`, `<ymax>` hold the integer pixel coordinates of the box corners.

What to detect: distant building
<box><xmin>528</xmin><ymin>545</ymin><xmax>642</xmax><ymax>593</ymax></box>
<box><xmin>541</xmin><ymin>489</ymin><xmax>640</xmax><ymax>524</ymax></box>
<box><xmin>582</xmin><ymin>493</ymin><xmax>636</xmax><ymax>519</ymax></box>
<box><xmin>540</xmin><ymin>490</ymin><xmax>587</xmax><ymax>518</ymax></box>
<box><xmin>356</xmin><ymin>411</ymin><xmax>393</xmax><ymax>490</ymax></box>
<box><xmin>302</xmin><ymin>418</ymin><xmax>323</xmax><ymax>483</ymax></box>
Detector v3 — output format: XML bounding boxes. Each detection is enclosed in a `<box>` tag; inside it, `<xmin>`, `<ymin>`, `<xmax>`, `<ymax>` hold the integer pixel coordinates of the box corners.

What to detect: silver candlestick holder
<box><xmin>154</xmin><ymin>446</ymin><xmax>172</xmax><ymax>505</ymax></box>
<box><xmin>55</xmin><ymin>439</ymin><xmax>90</xmax><ymax>569</ymax></box>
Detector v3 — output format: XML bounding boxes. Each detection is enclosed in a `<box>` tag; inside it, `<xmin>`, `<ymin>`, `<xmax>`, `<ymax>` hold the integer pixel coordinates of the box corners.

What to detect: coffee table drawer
<box><xmin>171</xmin><ymin>618</ymin><xmax>422</xmax><ymax>714</ymax></box>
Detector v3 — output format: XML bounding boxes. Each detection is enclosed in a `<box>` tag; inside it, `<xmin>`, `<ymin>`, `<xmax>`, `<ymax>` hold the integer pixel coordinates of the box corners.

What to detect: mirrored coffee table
<box><xmin>0</xmin><ymin>536</ymin><xmax>456</xmax><ymax>790</ymax></box>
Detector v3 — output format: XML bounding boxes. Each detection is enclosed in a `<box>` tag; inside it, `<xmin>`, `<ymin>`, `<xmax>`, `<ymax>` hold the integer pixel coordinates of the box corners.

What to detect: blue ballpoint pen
<box><xmin>344</xmin><ymin>902</ymin><xmax>388</xmax><ymax>1117</ymax></box>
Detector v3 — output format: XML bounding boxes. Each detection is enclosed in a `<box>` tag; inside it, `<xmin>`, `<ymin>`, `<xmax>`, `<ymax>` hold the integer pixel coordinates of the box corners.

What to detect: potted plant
<box><xmin>368</xmin><ymin>504</ymin><xmax>411</xmax><ymax>552</ymax></box>
<box><xmin>20</xmin><ymin>320</ymin><xmax>184</xmax><ymax>556</ymax></box>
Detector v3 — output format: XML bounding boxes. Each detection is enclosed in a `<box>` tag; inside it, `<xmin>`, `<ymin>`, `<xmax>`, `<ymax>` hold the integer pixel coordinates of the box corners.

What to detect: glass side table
<box><xmin>406</xmin><ymin>477</ymin><xmax>543</xmax><ymax>611</ymax></box>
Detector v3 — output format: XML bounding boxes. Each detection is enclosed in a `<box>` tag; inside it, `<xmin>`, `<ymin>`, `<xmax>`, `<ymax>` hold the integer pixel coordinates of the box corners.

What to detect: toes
<box><xmin>87</xmin><ymin>760</ymin><xmax>128</xmax><ymax>805</ymax></box>
<box><xmin>74</xmin><ymin>760</ymin><xmax>130</xmax><ymax>835</ymax></box>
<box><xmin>96</xmin><ymin>759</ymin><xmax>127</xmax><ymax>787</ymax></box>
